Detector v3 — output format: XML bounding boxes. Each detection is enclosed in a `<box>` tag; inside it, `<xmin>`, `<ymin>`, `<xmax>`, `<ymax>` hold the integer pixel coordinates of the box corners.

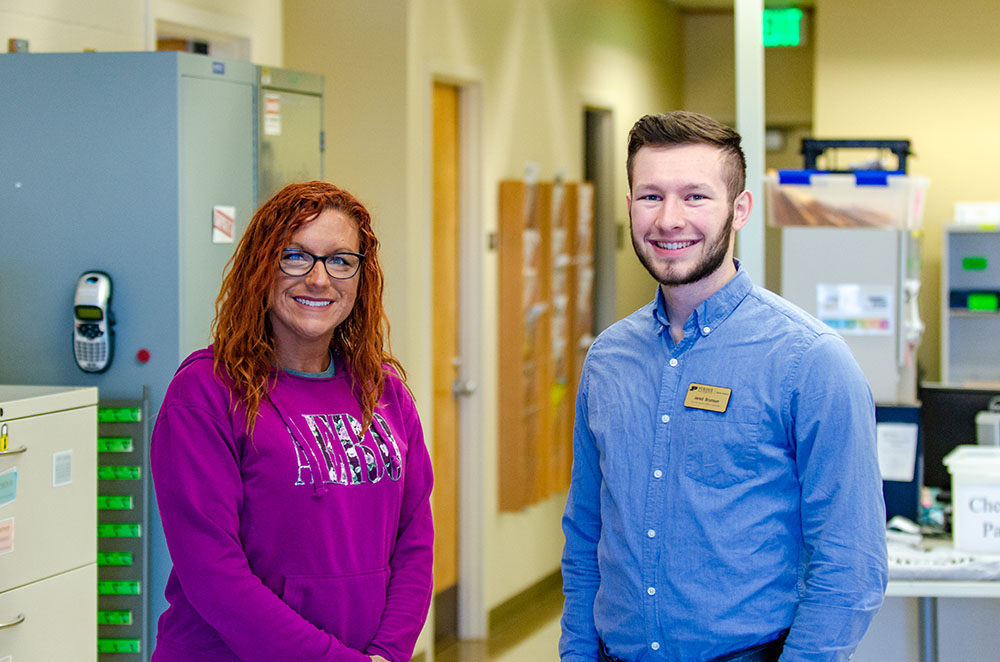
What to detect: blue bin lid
<box><xmin>777</xmin><ymin>169</ymin><xmax>906</xmax><ymax>187</ymax></box>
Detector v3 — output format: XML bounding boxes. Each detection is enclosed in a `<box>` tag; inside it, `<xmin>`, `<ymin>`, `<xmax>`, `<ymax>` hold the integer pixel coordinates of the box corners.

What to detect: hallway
<box><xmin>433</xmin><ymin>575</ymin><xmax>563</xmax><ymax>662</ymax></box>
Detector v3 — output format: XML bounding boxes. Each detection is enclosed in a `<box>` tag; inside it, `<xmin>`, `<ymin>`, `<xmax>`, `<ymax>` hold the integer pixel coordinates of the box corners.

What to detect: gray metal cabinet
<box><xmin>0</xmin><ymin>51</ymin><xmax>256</xmax><ymax>657</ymax></box>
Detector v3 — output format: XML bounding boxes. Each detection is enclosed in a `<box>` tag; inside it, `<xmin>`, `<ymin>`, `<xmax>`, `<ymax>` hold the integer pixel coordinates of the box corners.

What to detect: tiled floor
<box><xmin>433</xmin><ymin>578</ymin><xmax>563</xmax><ymax>662</ymax></box>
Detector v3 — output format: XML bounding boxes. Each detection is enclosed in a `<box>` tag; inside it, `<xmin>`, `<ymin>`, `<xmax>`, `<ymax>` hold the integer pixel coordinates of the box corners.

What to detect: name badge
<box><xmin>683</xmin><ymin>383</ymin><xmax>731</xmax><ymax>413</ymax></box>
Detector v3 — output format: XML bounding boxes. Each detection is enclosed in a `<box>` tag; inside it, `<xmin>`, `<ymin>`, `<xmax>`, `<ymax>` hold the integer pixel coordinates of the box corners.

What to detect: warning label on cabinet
<box><xmin>264</xmin><ymin>93</ymin><xmax>282</xmax><ymax>136</ymax></box>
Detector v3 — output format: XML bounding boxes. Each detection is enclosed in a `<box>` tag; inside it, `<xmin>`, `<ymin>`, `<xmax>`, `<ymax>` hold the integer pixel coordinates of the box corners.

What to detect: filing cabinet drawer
<box><xmin>0</xmin><ymin>387</ymin><xmax>97</xmax><ymax>593</ymax></box>
<box><xmin>0</xmin><ymin>564</ymin><xmax>97</xmax><ymax>661</ymax></box>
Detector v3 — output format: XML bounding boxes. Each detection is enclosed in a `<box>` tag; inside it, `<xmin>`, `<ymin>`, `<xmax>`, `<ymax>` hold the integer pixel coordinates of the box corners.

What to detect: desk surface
<box><xmin>886</xmin><ymin>580</ymin><xmax>1000</xmax><ymax>599</ymax></box>
<box><xmin>887</xmin><ymin>536</ymin><xmax>1000</xmax><ymax>598</ymax></box>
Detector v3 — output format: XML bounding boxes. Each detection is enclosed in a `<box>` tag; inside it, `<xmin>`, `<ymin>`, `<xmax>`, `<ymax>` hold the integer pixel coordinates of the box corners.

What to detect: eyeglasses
<box><xmin>278</xmin><ymin>248</ymin><xmax>365</xmax><ymax>280</ymax></box>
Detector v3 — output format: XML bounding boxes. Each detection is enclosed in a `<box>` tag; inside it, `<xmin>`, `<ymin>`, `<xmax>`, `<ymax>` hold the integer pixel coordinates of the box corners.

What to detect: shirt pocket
<box><xmin>682</xmin><ymin>406</ymin><xmax>764</xmax><ymax>489</ymax></box>
<box><xmin>282</xmin><ymin>566</ymin><xmax>389</xmax><ymax>651</ymax></box>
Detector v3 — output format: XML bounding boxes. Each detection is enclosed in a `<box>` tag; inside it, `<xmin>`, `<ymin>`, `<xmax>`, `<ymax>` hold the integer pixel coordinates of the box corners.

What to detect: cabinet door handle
<box><xmin>0</xmin><ymin>445</ymin><xmax>27</xmax><ymax>456</ymax></box>
<box><xmin>0</xmin><ymin>613</ymin><xmax>25</xmax><ymax>629</ymax></box>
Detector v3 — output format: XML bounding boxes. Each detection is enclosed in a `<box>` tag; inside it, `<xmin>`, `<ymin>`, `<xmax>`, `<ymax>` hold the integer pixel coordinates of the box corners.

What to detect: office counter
<box><xmin>854</xmin><ymin>540</ymin><xmax>1000</xmax><ymax>662</ymax></box>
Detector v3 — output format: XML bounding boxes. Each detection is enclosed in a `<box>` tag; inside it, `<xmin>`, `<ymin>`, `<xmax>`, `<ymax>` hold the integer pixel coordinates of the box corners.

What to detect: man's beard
<box><xmin>631</xmin><ymin>208</ymin><xmax>734</xmax><ymax>287</ymax></box>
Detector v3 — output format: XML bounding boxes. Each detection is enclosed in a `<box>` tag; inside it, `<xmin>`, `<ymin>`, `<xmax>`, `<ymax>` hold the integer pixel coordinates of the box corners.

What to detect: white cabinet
<box><xmin>0</xmin><ymin>385</ymin><xmax>98</xmax><ymax>661</ymax></box>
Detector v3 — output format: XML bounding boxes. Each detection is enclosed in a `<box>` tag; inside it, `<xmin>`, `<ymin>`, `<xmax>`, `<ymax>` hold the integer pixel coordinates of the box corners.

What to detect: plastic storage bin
<box><xmin>943</xmin><ymin>445</ymin><xmax>1000</xmax><ymax>553</ymax></box>
<box><xmin>764</xmin><ymin>170</ymin><xmax>929</xmax><ymax>229</ymax></box>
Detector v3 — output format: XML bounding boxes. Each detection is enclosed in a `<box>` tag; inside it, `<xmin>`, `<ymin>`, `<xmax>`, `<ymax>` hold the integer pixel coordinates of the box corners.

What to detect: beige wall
<box><xmin>682</xmin><ymin>9</ymin><xmax>814</xmax><ymax>128</ymax></box>
<box><xmin>681</xmin><ymin>8</ymin><xmax>814</xmax><ymax>171</ymax></box>
<box><xmin>813</xmin><ymin>0</ymin><xmax>1000</xmax><ymax>382</ymax></box>
<box><xmin>0</xmin><ymin>0</ymin><xmax>145</xmax><ymax>51</ymax></box>
<box><xmin>0</xmin><ymin>0</ymin><xmax>282</xmax><ymax>63</ymax></box>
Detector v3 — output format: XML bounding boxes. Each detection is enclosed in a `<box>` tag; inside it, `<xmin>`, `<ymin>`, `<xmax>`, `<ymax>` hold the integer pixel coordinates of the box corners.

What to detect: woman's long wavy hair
<box><xmin>212</xmin><ymin>180</ymin><xmax>405</xmax><ymax>432</ymax></box>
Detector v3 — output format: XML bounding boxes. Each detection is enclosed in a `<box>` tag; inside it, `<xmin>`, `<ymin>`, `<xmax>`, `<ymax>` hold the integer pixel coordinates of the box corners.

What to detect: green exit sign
<box><xmin>764</xmin><ymin>8</ymin><xmax>804</xmax><ymax>47</ymax></box>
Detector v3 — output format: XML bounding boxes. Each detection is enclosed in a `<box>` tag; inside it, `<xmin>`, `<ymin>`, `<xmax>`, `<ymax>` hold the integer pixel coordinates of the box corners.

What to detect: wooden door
<box><xmin>431</xmin><ymin>82</ymin><xmax>460</xmax><ymax>617</ymax></box>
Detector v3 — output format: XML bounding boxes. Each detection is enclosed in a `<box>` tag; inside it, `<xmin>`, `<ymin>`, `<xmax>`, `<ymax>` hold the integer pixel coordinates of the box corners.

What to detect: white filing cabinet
<box><xmin>0</xmin><ymin>385</ymin><xmax>98</xmax><ymax>661</ymax></box>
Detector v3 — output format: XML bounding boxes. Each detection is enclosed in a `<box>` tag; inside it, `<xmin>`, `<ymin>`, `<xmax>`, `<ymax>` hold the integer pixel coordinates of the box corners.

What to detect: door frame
<box><xmin>584</xmin><ymin>104</ymin><xmax>617</xmax><ymax>335</ymax></box>
<box><xmin>455</xmin><ymin>78</ymin><xmax>487</xmax><ymax>641</ymax></box>
<box><xmin>432</xmin><ymin>73</ymin><xmax>487</xmax><ymax>640</ymax></box>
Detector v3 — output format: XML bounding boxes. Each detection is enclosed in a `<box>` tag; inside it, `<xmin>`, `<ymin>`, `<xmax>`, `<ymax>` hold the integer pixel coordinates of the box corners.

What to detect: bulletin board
<box><xmin>498</xmin><ymin>179</ymin><xmax>595</xmax><ymax>511</ymax></box>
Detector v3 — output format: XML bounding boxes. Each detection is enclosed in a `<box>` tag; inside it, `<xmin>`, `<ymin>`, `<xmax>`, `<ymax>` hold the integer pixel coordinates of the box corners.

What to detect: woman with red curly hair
<box><xmin>150</xmin><ymin>181</ymin><xmax>433</xmax><ymax>662</ymax></box>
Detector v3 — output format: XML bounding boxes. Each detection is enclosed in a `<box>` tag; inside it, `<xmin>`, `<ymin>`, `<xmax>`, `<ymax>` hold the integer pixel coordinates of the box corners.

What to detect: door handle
<box><xmin>452</xmin><ymin>379</ymin><xmax>477</xmax><ymax>399</ymax></box>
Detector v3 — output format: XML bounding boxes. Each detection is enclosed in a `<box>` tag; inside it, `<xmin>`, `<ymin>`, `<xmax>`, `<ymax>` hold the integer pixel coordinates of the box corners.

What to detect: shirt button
<box><xmin>669</xmin><ymin>358</ymin><xmax>678</xmax><ymax>367</ymax></box>
<box><xmin>660</xmin><ymin>414</ymin><xmax>670</xmax><ymax>423</ymax></box>
<box><xmin>651</xmin><ymin>642</ymin><xmax>661</xmax><ymax>651</ymax></box>
<box><xmin>647</xmin><ymin>586</ymin><xmax>656</xmax><ymax>596</ymax></box>
<box><xmin>647</xmin><ymin>528</ymin><xmax>656</xmax><ymax>538</ymax></box>
<box><xmin>653</xmin><ymin>469</ymin><xmax>663</xmax><ymax>479</ymax></box>
<box><xmin>702</xmin><ymin>326</ymin><xmax>712</xmax><ymax>334</ymax></box>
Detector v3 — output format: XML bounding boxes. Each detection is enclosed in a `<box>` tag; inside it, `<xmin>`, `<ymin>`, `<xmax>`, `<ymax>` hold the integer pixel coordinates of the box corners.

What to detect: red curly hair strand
<box><xmin>212</xmin><ymin>181</ymin><xmax>405</xmax><ymax>432</ymax></box>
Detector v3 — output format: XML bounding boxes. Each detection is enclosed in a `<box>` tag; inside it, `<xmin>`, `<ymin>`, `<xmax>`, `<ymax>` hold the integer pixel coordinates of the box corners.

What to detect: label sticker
<box><xmin>954</xmin><ymin>482</ymin><xmax>1000</xmax><ymax>554</ymax></box>
<box><xmin>684</xmin><ymin>383</ymin><xmax>732</xmax><ymax>413</ymax></box>
<box><xmin>212</xmin><ymin>205</ymin><xmax>236</xmax><ymax>244</ymax></box>
<box><xmin>816</xmin><ymin>283</ymin><xmax>894</xmax><ymax>336</ymax></box>
<box><xmin>0</xmin><ymin>517</ymin><xmax>13</xmax><ymax>555</ymax></box>
<box><xmin>52</xmin><ymin>450</ymin><xmax>73</xmax><ymax>487</ymax></box>
<box><xmin>0</xmin><ymin>468</ymin><xmax>15</xmax><ymax>507</ymax></box>
<box><xmin>264</xmin><ymin>92</ymin><xmax>282</xmax><ymax>136</ymax></box>
<box><xmin>877</xmin><ymin>422</ymin><xmax>918</xmax><ymax>482</ymax></box>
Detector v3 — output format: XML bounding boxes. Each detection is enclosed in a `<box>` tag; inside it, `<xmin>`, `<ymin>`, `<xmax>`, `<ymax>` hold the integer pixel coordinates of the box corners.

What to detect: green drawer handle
<box><xmin>97</xmin><ymin>437</ymin><xmax>134</xmax><ymax>453</ymax></box>
<box><xmin>97</xmin><ymin>552</ymin><xmax>134</xmax><ymax>566</ymax></box>
<box><xmin>98</xmin><ymin>408</ymin><xmax>142</xmax><ymax>423</ymax></box>
<box><xmin>98</xmin><ymin>523</ymin><xmax>141</xmax><ymax>538</ymax></box>
<box><xmin>98</xmin><ymin>465</ymin><xmax>141</xmax><ymax>480</ymax></box>
<box><xmin>97</xmin><ymin>610</ymin><xmax>133</xmax><ymax>626</ymax></box>
<box><xmin>97</xmin><ymin>638</ymin><xmax>141</xmax><ymax>653</ymax></box>
<box><xmin>98</xmin><ymin>495</ymin><xmax>134</xmax><ymax>510</ymax></box>
<box><xmin>97</xmin><ymin>580</ymin><xmax>141</xmax><ymax>595</ymax></box>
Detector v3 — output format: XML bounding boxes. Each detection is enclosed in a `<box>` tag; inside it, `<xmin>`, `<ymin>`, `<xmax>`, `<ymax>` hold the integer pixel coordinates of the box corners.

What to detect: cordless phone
<box><xmin>73</xmin><ymin>271</ymin><xmax>115</xmax><ymax>373</ymax></box>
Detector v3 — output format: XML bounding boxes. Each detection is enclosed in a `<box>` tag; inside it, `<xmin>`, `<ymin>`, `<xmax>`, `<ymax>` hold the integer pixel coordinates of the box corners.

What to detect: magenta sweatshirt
<box><xmin>150</xmin><ymin>348</ymin><xmax>433</xmax><ymax>662</ymax></box>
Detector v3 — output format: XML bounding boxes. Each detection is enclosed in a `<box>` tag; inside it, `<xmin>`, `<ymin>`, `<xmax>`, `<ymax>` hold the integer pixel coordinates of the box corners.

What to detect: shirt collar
<box><xmin>280</xmin><ymin>349</ymin><xmax>337</xmax><ymax>379</ymax></box>
<box><xmin>652</xmin><ymin>259</ymin><xmax>754</xmax><ymax>336</ymax></box>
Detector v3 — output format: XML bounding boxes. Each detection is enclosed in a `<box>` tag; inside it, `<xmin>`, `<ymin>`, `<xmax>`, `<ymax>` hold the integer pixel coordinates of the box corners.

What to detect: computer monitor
<box><xmin>919</xmin><ymin>382</ymin><xmax>1000</xmax><ymax>491</ymax></box>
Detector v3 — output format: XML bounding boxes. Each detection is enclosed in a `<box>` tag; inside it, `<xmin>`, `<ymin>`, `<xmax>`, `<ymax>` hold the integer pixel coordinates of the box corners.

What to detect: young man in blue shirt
<box><xmin>560</xmin><ymin>111</ymin><xmax>888</xmax><ymax>662</ymax></box>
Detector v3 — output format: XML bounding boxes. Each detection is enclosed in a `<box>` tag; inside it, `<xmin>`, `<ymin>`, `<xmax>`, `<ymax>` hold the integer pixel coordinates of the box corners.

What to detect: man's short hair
<box><xmin>626</xmin><ymin>111</ymin><xmax>747</xmax><ymax>201</ymax></box>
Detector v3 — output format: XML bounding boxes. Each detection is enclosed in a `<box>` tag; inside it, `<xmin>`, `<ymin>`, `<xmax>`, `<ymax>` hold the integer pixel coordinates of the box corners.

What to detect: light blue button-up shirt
<box><xmin>560</xmin><ymin>266</ymin><xmax>887</xmax><ymax>662</ymax></box>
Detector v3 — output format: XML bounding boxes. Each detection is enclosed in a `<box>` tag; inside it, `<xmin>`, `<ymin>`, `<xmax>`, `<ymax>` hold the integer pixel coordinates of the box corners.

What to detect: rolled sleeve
<box><xmin>780</xmin><ymin>333</ymin><xmax>888</xmax><ymax>660</ymax></box>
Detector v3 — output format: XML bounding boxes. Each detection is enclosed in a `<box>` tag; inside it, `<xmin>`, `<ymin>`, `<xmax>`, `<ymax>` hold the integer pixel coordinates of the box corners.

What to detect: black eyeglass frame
<box><xmin>278</xmin><ymin>248</ymin><xmax>366</xmax><ymax>280</ymax></box>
